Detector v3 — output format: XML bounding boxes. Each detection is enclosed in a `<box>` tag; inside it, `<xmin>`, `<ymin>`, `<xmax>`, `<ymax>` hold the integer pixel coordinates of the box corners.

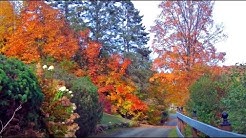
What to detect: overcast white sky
<box><xmin>132</xmin><ymin>1</ymin><xmax>246</xmax><ymax>66</ymax></box>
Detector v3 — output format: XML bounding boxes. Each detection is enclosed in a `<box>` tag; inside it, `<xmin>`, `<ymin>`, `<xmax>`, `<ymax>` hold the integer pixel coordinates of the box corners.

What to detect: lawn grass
<box><xmin>89</xmin><ymin>113</ymin><xmax>132</xmax><ymax>137</ymax></box>
<box><xmin>100</xmin><ymin>112</ymin><xmax>130</xmax><ymax>125</ymax></box>
<box><xmin>168</xmin><ymin>128</ymin><xmax>178</xmax><ymax>137</ymax></box>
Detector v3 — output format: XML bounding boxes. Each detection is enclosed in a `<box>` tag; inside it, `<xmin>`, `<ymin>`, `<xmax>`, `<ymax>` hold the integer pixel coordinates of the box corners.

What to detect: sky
<box><xmin>132</xmin><ymin>1</ymin><xmax>246</xmax><ymax>66</ymax></box>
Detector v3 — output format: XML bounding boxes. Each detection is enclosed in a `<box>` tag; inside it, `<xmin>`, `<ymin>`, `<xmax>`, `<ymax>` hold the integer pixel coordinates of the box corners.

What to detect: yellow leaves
<box><xmin>0</xmin><ymin>1</ymin><xmax>17</xmax><ymax>51</ymax></box>
<box><xmin>110</xmin><ymin>93</ymin><xmax>117</xmax><ymax>101</ymax></box>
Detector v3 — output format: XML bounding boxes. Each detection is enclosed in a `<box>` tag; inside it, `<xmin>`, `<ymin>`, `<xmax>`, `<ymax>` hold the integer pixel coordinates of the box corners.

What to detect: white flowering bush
<box><xmin>42</xmin><ymin>65</ymin><xmax>54</xmax><ymax>71</ymax></box>
<box><xmin>43</xmin><ymin>65</ymin><xmax>48</xmax><ymax>69</ymax></box>
<box><xmin>54</xmin><ymin>86</ymin><xmax>74</xmax><ymax>102</ymax></box>
<box><xmin>48</xmin><ymin>65</ymin><xmax>54</xmax><ymax>71</ymax></box>
<box><xmin>36</xmin><ymin>64</ymin><xmax>79</xmax><ymax>137</ymax></box>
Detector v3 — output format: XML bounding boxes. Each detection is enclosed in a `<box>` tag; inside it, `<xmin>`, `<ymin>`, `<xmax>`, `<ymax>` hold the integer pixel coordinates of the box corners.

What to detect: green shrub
<box><xmin>187</xmin><ymin>74</ymin><xmax>222</xmax><ymax>126</ymax></box>
<box><xmin>0</xmin><ymin>54</ymin><xmax>44</xmax><ymax>136</ymax></box>
<box><xmin>70</xmin><ymin>77</ymin><xmax>103</xmax><ymax>137</ymax></box>
<box><xmin>222</xmin><ymin>65</ymin><xmax>246</xmax><ymax>134</ymax></box>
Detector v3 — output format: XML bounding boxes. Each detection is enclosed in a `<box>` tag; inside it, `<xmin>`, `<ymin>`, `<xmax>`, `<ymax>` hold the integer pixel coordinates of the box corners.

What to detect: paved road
<box><xmin>95</xmin><ymin>126</ymin><xmax>173</xmax><ymax>137</ymax></box>
<box><xmin>165</xmin><ymin>113</ymin><xmax>178</xmax><ymax>126</ymax></box>
<box><xmin>92</xmin><ymin>113</ymin><xmax>178</xmax><ymax>137</ymax></box>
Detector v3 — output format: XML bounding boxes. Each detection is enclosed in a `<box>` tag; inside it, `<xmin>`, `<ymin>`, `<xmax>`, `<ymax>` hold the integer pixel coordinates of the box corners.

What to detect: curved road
<box><xmin>93</xmin><ymin>113</ymin><xmax>178</xmax><ymax>137</ymax></box>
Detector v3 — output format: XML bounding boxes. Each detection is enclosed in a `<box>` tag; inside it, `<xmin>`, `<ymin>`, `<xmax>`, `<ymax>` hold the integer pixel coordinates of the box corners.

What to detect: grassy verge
<box><xmin>168</xmin><ymin>128</ymin><xmax>178</xmax><ymax>137</ymax></box>
<box><xmin>100</xmin><ymin>112</ymin><xmax>130</xmax><ymax>125</ymax></box>
<box><xmin>184</xmin><ymin>125</ymin><xmax>193</xmax><ymax>137</ymax></box>
<box><xmin>88</xmin><ymin>113</ymin><xmax>134</xmax><ymax>137</ymax></box>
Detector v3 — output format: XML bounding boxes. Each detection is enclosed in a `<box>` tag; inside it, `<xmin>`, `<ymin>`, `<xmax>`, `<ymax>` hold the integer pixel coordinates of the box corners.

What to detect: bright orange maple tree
<box><xmin>2</xmin><ymin>1</ymin><xmax>79</xmax><ymax>63</ymax></box>
<box><xmin>97</xmin><ymin>54</ymin><xmax>147</xmax><ymax>118</ymax></box>
<box><xmin>0</xmin><ymin>1</ymin><xmax>18</xmax><ymax>52</ymax></box>
<box><xmin>150</xmin><ymin>1</ymin><xmax>227</xmax><ymax>106</ymax></box>
<box><xmin>75</xmin><ymin>29</ymin><xmax>147</xmax><ymax>118</ymax></box>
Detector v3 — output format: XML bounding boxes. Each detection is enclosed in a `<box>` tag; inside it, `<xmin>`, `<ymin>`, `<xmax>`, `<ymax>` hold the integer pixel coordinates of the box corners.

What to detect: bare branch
<box><xmin>0</xmin><ymin>104</ymin><xmax>22</xmax><ymax>135</ymax></box>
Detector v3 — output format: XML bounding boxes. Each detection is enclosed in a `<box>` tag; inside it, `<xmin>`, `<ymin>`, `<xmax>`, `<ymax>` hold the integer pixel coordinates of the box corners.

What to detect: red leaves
<box><xmin>98</xmin><ymin>85</ymin><xmax>114</xmax><ymax>93</ymax></box>
<box><xmin>79</xmin><ymin>28</ymin><xmax>90</xmax><ymax>40</ymax></box>
<box><xmin>164</xmin><ymin>1</ymin><xmax>172</xmax><ymax>7</ymax></box>
<box><xmin>128</xmin><ymin>95</ymin><xmax>148</xmax><ymax>111</ymax></box>
<box><xmin>87</xmin><ymin>53</ymin><xmax>147</xmax><ymax>114</ymax></box>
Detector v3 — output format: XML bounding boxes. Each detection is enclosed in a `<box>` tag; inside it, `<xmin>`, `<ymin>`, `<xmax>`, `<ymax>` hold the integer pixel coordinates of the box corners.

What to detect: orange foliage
<box><xmin>0</xmin><ymin>1</ymin><xmax>18</xmax><ymax>52</ymax></box>
<box><xmin>150</xmin><ymin>1</ymin><xmax>226</xmax><ymax>106</ymax></box>
<box><xmin>96</xmin><ymin>55</ymin><xmax>147</xmax><ymax>116</ymax></box>
<box><xmin>76</xmin><ymin>30</ymin><xmax>148</xmax><ymax>116</ymax></box>
<box><xmin>79</xmin><ymin>28</ymin><xmax>90</xmax><ymax>40</ymax></box>
<box><xmin>2</xmin><ymin>1</ymin><xmax>79</xmax><ymax>63</ymax></box>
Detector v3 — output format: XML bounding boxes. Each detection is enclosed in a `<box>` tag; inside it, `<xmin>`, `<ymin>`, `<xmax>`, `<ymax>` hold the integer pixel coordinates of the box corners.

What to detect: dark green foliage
<box><xmin>187</xmin><ymin>64</ymin><xmax>246</xmax><ymax>135</ymax></box>
<box><xmin>118</xmin><ymin>1</ymin><xmax>149</xmax><ymax>53</ymax></box>
<box><xmin>46</xmin><ymin>0</ymin><xmax>87</xmax><ymax>32</ymax></box>
<box><xmin>124</xmin><ymin>52</ymin><xmax>154</xmax><ymax>99</ymax></box>
<box><xmin>187</xmin><ymin>74</ymin><xmax>222</xmax><ymax>126</ymax></box>
<box><xmin>0</xmin><ymin>54</ymin><xmax>44</xmax><ymax>135</ymax></box>
<box><xmin>46</xmin><ymin>0</ymin><xmax>149</xmax><ymax>56</ymax></box>
<box><xmin>222</xmin><ymin>64</ymin><xmax>246</xmax><ymax>134</ymax></box>
<box><xmin>70</xmin><ymin>77</ymin><xmax>103</xmax><ymax>137</ymax></box>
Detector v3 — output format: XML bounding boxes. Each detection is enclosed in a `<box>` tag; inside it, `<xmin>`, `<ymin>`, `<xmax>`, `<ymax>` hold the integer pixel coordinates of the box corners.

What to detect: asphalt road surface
<box><xmin>92</xmin><ymin>113</ymin><xmax>178</xmax><ymax>137</ymax></box>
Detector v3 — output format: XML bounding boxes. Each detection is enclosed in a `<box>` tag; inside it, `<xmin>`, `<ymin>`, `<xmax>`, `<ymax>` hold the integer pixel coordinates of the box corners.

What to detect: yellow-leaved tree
<box><xmin>0</xmin><ymin>1</ymin><xmax>18</xmax><ymax>52</ymax></box>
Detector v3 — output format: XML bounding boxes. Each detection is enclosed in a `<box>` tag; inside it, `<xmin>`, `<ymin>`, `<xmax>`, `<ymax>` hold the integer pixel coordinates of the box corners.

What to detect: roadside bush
<box><xmin>222</xmin><ymin>64</ymin><xmax>246</xmax><ymax>134</ymax></box>
<box><xmin>36</xmin><ymin>63</ymin><xmax>79</xmax><ymax>137</ymax></box>
<box><xmin>146</xmin><ymin>105</ymin><xmax>162</xmax><ymax>125</ymax></box>
<box><xmin>0</xmin><ymin>54</ymin><xmax>44</xmax><ymax>136</ymax></box>
<box><xmin>187</xmin><ymin>74</ymin><xmax>223</xmax><ymax>126</ymax></box>
<box><xmin>187</xmin><ymin>64</ymin><xmax>246</xmax><ymax>135</ymax></box>
<box><xmin>70</xmin><ymin>77</ymin><xmax>103</xmax><ymax>137</ymax></box>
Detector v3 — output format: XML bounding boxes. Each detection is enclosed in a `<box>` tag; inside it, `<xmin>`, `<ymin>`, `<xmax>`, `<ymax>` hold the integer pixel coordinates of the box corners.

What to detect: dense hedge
<box><xmin>70</xmin><ymin>76</ymin><xmax>103</xmax><ymax>137</ymax></box>
<box><xmin>187</xmin><ymin>65</ymin><xmax>246</xmax><ymax>135</ymax></box>
<box><xmin>222</xmin><ymin>65</ymin><xmax>246</xmax><ymax>134</ymax></box>
<box><xmin>0</xmin><ymin>54</ymin><xmax>44</xmax><ymax>136</ymax></box>
<box><xmin>187</xmin><ymin>74</ymin><xmax>224</xmax><ymax>126</ymax></box>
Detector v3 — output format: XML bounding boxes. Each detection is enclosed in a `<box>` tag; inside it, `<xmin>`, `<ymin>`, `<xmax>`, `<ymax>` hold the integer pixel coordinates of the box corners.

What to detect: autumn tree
<box><xmin>72</xmin><ymin>29</ymin><xmax>148</xmax><ymax>119</ymax></box>
<box><xmin>97</xmin><ymin>54</ymin><xmax>148</xmax><ymax>119</ymax></box>
<box><xmin>46</xmin><ymin>0</ymin><xmax>87</xmax><ymax>32</ymax></box>
<box><xmin>0</xmin><ymin>1</ymin><xmax>17</xmax><ymax>52</ymax></box>
<box><xmin>48</xmin><ymin>1</ymin><xmax>149</xmax><ymax>56</ymax></box>
<box><xmin>150</xmin><ymin>1</ymin><xmax>227</xmax><ymax>105</ymax></box>
<box><xmin>2</xmin><ymin>1</ymin><xmax>79</xmax><ymax>63</ymax></box>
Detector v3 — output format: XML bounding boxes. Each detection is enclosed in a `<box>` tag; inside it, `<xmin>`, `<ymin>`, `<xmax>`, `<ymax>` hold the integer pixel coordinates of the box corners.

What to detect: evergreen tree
<box><xmin>46</xmin><ymin>0</ymin><xmax>149</xmax><ymax>57</ymax></box>
<box><xmin>46</xmin><ymin>0</ymin><xmax>87</xmax><ymax>32</ymax></box>
<box><xmin>119</xmin><ymin>1</ymin><xmax>149</xmax><ymax>53</ymax></box>
<box><xmin>81</xmin><ymin>1</ymin><xmax>120</xmax><ymax>55</ymax></box>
